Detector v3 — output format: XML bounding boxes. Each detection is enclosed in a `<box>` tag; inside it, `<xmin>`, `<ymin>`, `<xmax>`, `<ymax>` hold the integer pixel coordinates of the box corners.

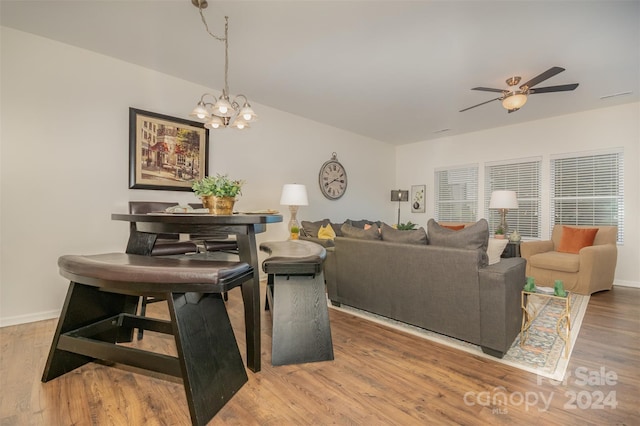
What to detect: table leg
<box><xmin>236</xmin><ymin>226</ymin><xmax>261</xmax><ymax>373</ymax></box>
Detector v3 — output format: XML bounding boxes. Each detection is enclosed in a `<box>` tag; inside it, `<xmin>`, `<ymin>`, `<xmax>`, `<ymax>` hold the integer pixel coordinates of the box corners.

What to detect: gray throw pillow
<box><xmin>301</xmin><ymin>219</ymin><xmax>329</xmax><ymax>237</ymax></box>
<box><xmin>427</xmin><ymin>218</ymin><xmax>489</xmax><ymax>266</ymax></box>
<box><xmin>380</xmin><ymin>222</ymin><xmax>427</xmax><ymax>245</ymax></box>
<box><xmin>330</xmin><ymin>222</ymin><xmax>345</xmax><ymax>237</ymax></box>
<box><xmin>341</xmin><ymin>222</ymin><xmax>381</xmax><ymax>240</ymax></box>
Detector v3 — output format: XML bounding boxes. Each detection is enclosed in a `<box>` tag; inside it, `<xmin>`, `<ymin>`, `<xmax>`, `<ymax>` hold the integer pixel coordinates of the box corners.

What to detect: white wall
<box><xmin>0</xmin><ymin>27</ymin><xmax>395</xmax><ymax>326</ymax></box>
<box><xmin>396</xmin><ymin>102</ymin><xmax>640</xmax><ymax>287</ymax></box>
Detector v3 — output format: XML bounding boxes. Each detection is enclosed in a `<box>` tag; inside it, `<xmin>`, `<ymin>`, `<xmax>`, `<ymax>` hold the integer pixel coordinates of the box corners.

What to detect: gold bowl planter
<box><xmin>202</xmin><ymin>196</ymin><xmax>235</xmax><ymax>215</ymax></box>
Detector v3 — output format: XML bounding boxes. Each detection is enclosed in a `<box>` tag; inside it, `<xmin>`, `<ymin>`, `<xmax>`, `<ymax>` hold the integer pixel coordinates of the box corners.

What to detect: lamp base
<box><xmin>288</xmin><ymin>205</ymin><xmax>300</xmax><ymax>240</ymax></box>
<box><xmin>499</xmin><ymin>209</ymin><xmax>509</xmax><ymax>236</ymax></box>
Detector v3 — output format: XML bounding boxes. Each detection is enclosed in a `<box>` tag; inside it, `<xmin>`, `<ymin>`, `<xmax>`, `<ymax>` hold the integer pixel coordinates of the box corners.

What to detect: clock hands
<box><xmin>324</xmin><ymin>178</ymin><xmax>345</xmax><ymax>187</ymax></box>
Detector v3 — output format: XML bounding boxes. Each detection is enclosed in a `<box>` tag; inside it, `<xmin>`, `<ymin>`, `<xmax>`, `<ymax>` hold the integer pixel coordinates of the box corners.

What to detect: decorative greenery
<box><xmin>192</xmin><ymin>174</ymin><xmax>244</xmax><ymax>197</ymax></box>
<box><xmin>495</xmin><ymin>226</ymin><xmax>505</xmax><ymax>235</ymax></box>
<box><xmin>290</xmin><ymin>225</ymin><xmax>300</xmax><ymax>234</ymax></box>
<box><xmin>397</xmin><ymin>221</ymin><xmax>417</xmax><ymax>230</ymax></box>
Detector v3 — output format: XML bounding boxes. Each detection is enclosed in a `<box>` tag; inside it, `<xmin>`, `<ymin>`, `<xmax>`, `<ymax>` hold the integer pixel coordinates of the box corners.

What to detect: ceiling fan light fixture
<box><xmin>502</xmin><ymin>91</ymin><xmax>528</xmax><ymax>110</ymax></box>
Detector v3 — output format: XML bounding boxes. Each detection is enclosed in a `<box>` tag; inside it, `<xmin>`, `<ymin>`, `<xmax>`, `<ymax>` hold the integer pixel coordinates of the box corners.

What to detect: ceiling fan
<box><xmin>460</xmin><ymin>66</ymin><xmax>579</xmax><ymax>113</ymax></box>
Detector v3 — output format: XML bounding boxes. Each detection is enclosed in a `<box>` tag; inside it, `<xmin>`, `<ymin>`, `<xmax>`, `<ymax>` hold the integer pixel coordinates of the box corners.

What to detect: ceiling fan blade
<box><xmin>519</xmin><ymin>66</ymin><xmax>565</xmax><ymax>89</ymax></box>
<box><xmin>472</xmin><ymin>87</ymin><xmax>506</xmax><ymax>93</ymax></box>
<box><xmin>530</xmin><ymin>83</ymin><xmax>579</xmax><ymax>94</ymax></box>
<box><xmin>459</xmin><ymin>97</ymin><xmax>501</xmax><ymax>112</ymax></box>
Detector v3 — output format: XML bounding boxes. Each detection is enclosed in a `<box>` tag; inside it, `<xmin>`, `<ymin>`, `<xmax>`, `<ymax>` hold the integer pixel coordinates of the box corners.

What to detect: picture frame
<box><xmin>129</xmin><ymin>107</ymin><xmax>209</xmax><ymax>191</ymax></box>
<box><xmin>411</xmin><ymin>185</ymin><xmax>426</xmax><ymax>213</ymax></box>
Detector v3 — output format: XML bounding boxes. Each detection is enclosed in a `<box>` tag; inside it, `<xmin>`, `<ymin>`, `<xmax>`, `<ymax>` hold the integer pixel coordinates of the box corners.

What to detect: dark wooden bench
<box><xmin>260</xmin><ymin>240</ymin><xmax>334</xmax><ymax>366</ymax></box>
<box><xmin>42</xmin><ymin>253</ymin><xmax>253</xmax><ymax>426</ymax></box>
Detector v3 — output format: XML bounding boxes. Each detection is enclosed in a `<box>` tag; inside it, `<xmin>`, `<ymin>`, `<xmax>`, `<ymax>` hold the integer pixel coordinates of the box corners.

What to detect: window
<box><xmin>551</xmin><ymin>149</ymin><xmax>624</xmax><ymax>242</ymax></box>
<box><xmin>435</xmin><ymin>165</ymin><xmax>478</xmax><ymax>222</ymax></box>
<box><xmin>485</xmin><ymin>158</ymin><xmax>541</xmax><ymax>238</ymax></box>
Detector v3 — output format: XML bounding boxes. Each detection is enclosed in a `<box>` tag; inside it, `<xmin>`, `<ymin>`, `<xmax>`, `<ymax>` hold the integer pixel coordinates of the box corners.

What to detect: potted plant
<box><xmin>397</xmin><ymin>221</ymin><xmax>417</xmax><ymax>230</ymax></box>
<box><xmin>495</xmin><ymin>226</ymin><xmax>505</xmax><ymax>239</ymax></box>
<box><xmin>290</xmin><ymin>225</ymin><xmax>300</xmax><ymax>240</ymax></box>
<box><xmin>192</xmin><ymin>174</ymin><xmax>244</xmax><ymax>215</ymax></box>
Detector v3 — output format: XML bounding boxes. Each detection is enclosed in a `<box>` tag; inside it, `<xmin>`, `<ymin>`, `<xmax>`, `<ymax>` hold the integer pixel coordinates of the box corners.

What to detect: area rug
<box><xmin>330</xmin><ymin>293</ymin><xmax>589</xmax><ymax>381</ymax></box>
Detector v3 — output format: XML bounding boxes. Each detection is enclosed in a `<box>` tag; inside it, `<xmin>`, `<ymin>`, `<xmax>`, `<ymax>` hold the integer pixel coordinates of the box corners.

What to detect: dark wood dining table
<box><xmin>111</xmin><ymin>212</ymin><xmax>283</xmax><ymax>373</ymax></box>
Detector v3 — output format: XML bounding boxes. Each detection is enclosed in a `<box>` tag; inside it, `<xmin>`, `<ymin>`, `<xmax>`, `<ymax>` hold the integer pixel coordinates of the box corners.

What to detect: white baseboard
<box><xmin>0</xmin><ymin>309</ymin><xmax>60</xmax><ymax>328</ymax></box>
<box><xmin>614</xmin><ymin>279</ymin><xmax>640</xmax><ymax>289</ymax></box>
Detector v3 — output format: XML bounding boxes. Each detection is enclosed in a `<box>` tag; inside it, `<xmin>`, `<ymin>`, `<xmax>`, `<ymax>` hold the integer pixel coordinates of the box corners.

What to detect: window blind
<box><xmin>435</xmin><ymin>165</ymin><xmax>478</xmax><ymax>222</ymax></box>
<box><xmin>550</xmin><ymin>150</ymin><xmax>624</xmax><ymax>242</ymax></box>
<box><xmin>485</xmin><ymin>158</ymin><xmax>541</xmax><ymax>238</ymax></box>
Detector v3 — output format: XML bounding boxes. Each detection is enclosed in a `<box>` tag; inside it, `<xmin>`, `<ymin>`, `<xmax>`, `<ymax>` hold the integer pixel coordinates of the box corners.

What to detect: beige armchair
<box><xmin>521</xmin><ymin>225</ymin><xmax>617</xmax><ymax>295</ymax></box>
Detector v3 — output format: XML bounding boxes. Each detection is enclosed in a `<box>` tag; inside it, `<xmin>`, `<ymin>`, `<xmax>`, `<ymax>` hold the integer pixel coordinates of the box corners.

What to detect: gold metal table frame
<box><xmin>520</xmin><ymin>290</ymin><xmax>572</xmax><ymax>358</ymax></box>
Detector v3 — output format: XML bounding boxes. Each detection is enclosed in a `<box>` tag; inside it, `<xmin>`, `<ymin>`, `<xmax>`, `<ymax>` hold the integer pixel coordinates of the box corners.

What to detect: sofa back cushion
<box><xmin>427</xmin><ymin>218</ymin><xmax>490</xmax><ymax>266</ymax></box>
<box><xmin>341</xmin><ymin>222</ymin><xmax>381</xmax><ymax>240</ymax></box>
<box><xmin>380</xmin><ymin>222</ymin><xmax>427</xmax><ymax>245</ymax></box>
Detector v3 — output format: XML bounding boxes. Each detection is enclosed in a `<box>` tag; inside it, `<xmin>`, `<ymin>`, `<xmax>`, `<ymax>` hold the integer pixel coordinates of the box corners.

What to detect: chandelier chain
<box><xmin>198</xmin><ymin>6</ymin><xmax>230</xmax><ymax>95</ymax></box>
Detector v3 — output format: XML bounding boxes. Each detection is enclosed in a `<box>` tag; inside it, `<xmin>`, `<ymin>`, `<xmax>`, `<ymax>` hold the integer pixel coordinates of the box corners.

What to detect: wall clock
<box><xmin>319</xmin><ymin>152</ymin><xmax>347</xmax><ymax>200</ymax></box>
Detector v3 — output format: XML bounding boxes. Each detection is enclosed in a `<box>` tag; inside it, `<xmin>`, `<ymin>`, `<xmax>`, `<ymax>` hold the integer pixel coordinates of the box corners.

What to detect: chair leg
<box><xmin>137</xmin><ymin>296</ymin><xmax>148</xmax><ymax>340</ymax></box>
<box><xmin>271</xmin><ymin>273</ymin><xmax>334</xmax><ymax>366</ymax></box>
<box><xmin>168</xmin><ymin>292</ymin><xmax>248</xmax><ymax>426</ymax></box>
<box><xmin>42</xmin><ymin>282</ymin><xmax>138</xmax><ymax>382</ymax></box>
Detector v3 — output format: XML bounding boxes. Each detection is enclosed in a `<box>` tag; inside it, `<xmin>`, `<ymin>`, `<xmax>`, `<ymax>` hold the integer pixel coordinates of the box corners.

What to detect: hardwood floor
<box><xmin>1</xmin><ymin>284</ymin><xmax>638</xmax><ymax>425</ymax></box>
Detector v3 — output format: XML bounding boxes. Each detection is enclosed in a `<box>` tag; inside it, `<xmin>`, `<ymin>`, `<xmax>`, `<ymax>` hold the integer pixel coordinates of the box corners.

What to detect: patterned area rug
<box><xmin>330</xmin><ymin>293</ymin><xmax>589</xmax><ymax>381</ymax></box>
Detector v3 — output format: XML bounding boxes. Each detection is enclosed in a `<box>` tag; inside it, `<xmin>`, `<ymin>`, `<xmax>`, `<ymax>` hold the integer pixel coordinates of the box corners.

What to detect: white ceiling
<box><xmin>2</xmin><ymin>0</ymin><xmax>639</xmax><ymax>145</ymax></box>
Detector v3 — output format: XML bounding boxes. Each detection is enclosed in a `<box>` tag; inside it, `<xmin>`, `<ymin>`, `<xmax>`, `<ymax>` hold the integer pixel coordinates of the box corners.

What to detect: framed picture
<box><xmin>129</xmin><ymin>108</ymin><xmax>209</xmax><ymax>191</ymax></box>
<box><xmin>411</xmin><ymin>185</ymin><xmax>426</xmax><ymax>213</ymax></box>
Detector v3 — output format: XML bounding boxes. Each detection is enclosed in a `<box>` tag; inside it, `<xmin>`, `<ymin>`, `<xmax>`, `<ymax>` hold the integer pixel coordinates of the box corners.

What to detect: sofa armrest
<box><xmin>520</xmin><ymin>240</ymin><xmax>554</xmax><ymax>259</ymax></box>
<box><xmin>577</xmin><ymin>243</ymin><xmax>617</xmax><ymax>293</ymax></box>
<box><xmin>478</xmin><ymin>257</ymin><xmax>526</xmax><ymax>357</ymax></box>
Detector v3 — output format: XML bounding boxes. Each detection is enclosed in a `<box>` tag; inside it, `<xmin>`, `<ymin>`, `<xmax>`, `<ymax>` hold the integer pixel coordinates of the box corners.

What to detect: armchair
<box><xmin>520</xmin><ymin>225</ymin><xmax>617</xmax><ymax>295</ymax></box>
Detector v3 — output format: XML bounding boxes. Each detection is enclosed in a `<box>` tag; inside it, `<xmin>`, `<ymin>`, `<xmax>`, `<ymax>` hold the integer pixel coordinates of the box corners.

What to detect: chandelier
<box><xmin>189</xmin><ymin>0</ymin><xmax>257</xmax><ymax>130</ymax></box>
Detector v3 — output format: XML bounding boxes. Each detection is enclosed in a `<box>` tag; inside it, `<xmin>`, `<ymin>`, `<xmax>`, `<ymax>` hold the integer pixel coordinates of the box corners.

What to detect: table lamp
<box><xmin>489</xmin><ymin>190</ymin><xmax>519</xmax><ymax>236</ymax></box>
<box><xmin>280</xmin><ymin>184</ymin><xmax>309</xmax><ymax>237</ymax></box>
<box><xmin>390</xmin><ymin>189</ymin><xmax>409</xmax><ymax>227</ymax></box>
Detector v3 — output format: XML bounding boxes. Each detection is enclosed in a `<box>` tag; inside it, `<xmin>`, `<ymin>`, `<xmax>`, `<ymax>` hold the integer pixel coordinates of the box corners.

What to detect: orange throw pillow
<box><xmin>442</xmin><ymin>224</ymin><xmax>465</xmax><ymax>231</ymax></box>
<box><xmin>557</xmin><ymin>226</ymin><xmax>598</xmax><ymax>254</ymax></box>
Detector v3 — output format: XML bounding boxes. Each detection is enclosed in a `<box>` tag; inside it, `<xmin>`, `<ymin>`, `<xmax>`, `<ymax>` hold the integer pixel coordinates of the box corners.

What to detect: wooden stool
<box><xmin>42</xmin><ymin>253</ymin><xmax>253</xmax><ymax>426</ymax></box>
<box><xmin>260</xmin><ymin>240</ymin><xmax>334</xmax><ymax>366</ymax></box>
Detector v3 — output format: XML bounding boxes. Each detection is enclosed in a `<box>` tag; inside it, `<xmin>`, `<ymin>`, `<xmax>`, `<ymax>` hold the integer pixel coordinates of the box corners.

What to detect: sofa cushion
<box><xmin>318</xmin><ymin>223</ymin><xmax>337</xmax><ymax>240</ymax></box>
<box><xmin>487</xmin><ymin>238</ymin><xmax>509</xmax><ymax>265</ymax></box>
<box><xmin>341</xmin><ymin>222</ymin><xmax>381</xmax><ymax>240</ymax></box>
<box><xmin>557</xmin><ymin>226</ymin><xmax>599</xmax><ymax>254</ymax></box>
<box><xmin>380</xmin><ymin>222</ymin><xmax>427</xmax><ymax>245</ymax></box>
<box><xmin>427</xmin><ymin>218</ymin><xmax>489</xmax><ymax>266</ymax></box>
<box><xmin>301</xmin><ymin>219</ymin><xmax>329</xmax><ymax>237</ymax></box>
<box><xmin>529</xmin><ymin>251</ymin><xmax>580</xmax><ymax>273</ymax></box>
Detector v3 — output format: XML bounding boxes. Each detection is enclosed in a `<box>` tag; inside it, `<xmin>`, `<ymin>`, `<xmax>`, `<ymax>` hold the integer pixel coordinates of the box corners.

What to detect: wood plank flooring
<box><xmin>1</xmin><ymin>284</ymin><xmax>638</xmax><ymax>425</ymax></box>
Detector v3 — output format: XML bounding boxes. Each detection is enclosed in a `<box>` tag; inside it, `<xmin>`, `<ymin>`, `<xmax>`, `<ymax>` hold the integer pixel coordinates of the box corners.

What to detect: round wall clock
<box><xmin>319</xmin><ymin>152</ymin><xmax>347</xmax><ymax>200</ymax></box>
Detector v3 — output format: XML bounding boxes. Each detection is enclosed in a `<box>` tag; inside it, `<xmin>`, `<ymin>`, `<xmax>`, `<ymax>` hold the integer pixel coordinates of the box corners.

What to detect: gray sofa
<box><xmin>301</xmin><ymin>218</ymin><xmax>526</xmax><ymax>358</ymax></box>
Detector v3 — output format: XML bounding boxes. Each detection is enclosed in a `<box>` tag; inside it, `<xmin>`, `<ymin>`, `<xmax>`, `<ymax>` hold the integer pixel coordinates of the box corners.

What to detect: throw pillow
<box><xmin>318</xmin><ymin>223</ymin><xmax>336</xmax><ymax>240</ymax></box>
<box><xmin>557</xmin><ymin>226</ymin><xmax>599</xmax><ymax>254</ymax></box>
<box><xmin>442</xmin><ymin>224</ymin><xmax>465</xmax><ymax>231</ymax></box>
<box><xmin>341</xmin><ymin>222</ymin><xmax>381</xmax><ymax>240</ymax></box>
<box><xmin>427</xmin><ymin>218</ymin><xmax>490</xmax><ymax>266</ymax></box>
<box><xmin>300</xmin><ymin>219</ymin><xmax>329</xmax><ymax>237</ymax></box>
<box><xmin>487</xmin><ymin>238</ymin><xmax>509</xmax><ymax>265</ymax></box>
<box><xmin>380</xmin><ymin>222</ymin><xmax>427</xmax><ymax>245</ymax></box>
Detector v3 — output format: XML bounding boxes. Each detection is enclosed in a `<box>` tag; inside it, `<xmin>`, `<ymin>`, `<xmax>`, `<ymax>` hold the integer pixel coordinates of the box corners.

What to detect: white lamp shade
<box><xmin>280</xmin><ymin>184</ymin><xmax>308</xmax><ymax>206</ymax></box>
<box><xmin>489</xmin><ymin>190</ymin><xmax>519</xmax><ymax>209</ymax></box>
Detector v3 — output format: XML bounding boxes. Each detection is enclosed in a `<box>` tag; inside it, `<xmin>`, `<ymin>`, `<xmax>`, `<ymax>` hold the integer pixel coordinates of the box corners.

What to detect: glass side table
<box><xmin>521</xmin><ymin>289</ymin><xmax>572</xmax><ymax>358</ymax></box>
